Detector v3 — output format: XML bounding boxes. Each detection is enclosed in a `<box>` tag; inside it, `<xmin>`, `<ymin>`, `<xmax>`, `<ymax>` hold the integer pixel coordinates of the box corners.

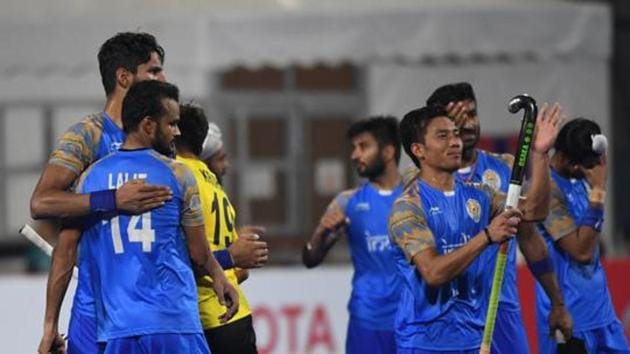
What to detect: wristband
<box><xmin>578</xmin><ymin>206</ymin><xmax>604</xmax><ymax>232</ymax></box>
<box><xmin>214</xmin><ymin>249</ymin><xmax>235</xmax><ymax>270</ymax></box>
<box><xmin>89</xmin><ymin>189</ymin><xmax>117</xmax><ymax>213</ymax></box>
<box><xmin>483</xmin><ymin>227</ymin><xmax>492</xmax><ymax>245</ymax></box>
<box><xmin>527</xmin><ymin>256</ymin><xmax>554</xmax><ymax>278</ymax></box>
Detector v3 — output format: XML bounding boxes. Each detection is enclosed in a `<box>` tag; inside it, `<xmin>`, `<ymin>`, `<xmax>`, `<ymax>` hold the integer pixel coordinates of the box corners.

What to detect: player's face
<box><xmin>153</xmin><ymin>98</ymin><xmax>180</xmax><ymax>156</ymax></box>
<box><xmin>350</xmin><ymin>132</ymin><xmax>386</xmax><ymax>179</ymax></box>
<box><xmin>452</xmin><ymin>99</ymin><xmax>480</xmax><ymax>151</ymax></box>
<box><xmin>132</xmin><ymin>51</ymin><xmax>166</xmax><ymax>84</ymax></box>
<box><xmin>418</xmin><ymin>116</ymin><xmax>462</xmax><ymax>172</ymax></box>
<box><xmin>205</xmin><ymin>147</ymin><xmax>230</xmax><ymax>183</ymax></box>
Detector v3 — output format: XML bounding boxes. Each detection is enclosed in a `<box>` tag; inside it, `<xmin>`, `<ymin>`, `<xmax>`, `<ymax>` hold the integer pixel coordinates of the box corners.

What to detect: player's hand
<box><xmin>487</xmin><ymin>208</ymin><xmax>523</xmax><ymax>243</ymax></box>
<box><xmin>532</xmin><ymin>103</ymin><xmax>565</xmax><ymax>154</ymax></box>
<box><xmin>548</xmin><ymin>304</ymin><xmax>573</xmax><ymax>341</ymax></box>
<box><xmin>319</xmin><ymin>209</ymin><xmax>348</xmax><ymax>234</ymax></box>
<box><xmin>38</xmin><ymin>328</ymin><xmax>65</xmax><ymax>354</ymax></box>
<box><xmin>115</xmin><ymin>179</ymin><xmax>173</xmax><ymax>214</ymax></box>
<box><xmin>211</xmin><ymin>273</ymin><xmax>240</xmax><ymax>324</ymax></box>
<box><xmin>581</xmin><ymin>155</ymin><xmax>607</xmax><ymax>191</ymax></box>
<box><xmin>446</xmin><ymin>101</ymin><xmax>470</xmax><ymax>127</ymax></box>
<box><xmin>230</xmin><ymin>226</ymin><xmax>269</xmax><ymax>268</ymax></box>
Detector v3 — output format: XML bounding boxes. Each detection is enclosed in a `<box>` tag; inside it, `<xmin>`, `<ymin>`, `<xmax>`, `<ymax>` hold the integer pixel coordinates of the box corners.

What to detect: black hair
<box><xmin>400</xmin><ymin>106</ymin><xmax>449</xmax><ymax>168</ymax></box>
<box><xmin>98</xmin><ymin>32</ymin><xmax>165</xmax><ymax>96</ymax></box>
<box><xmin>426</xmin><ymin>82</ymin><xmax>476</xmax><ymax>108</ymax></box>
<box><xmin>176</xmin><ymin>103</ymin><xmax>209</xmax><ymax>157</ymax></box>
<box><xmin>347</xmin><ymin>116</ymin><xmax>402</xmax><ymax>164</ymax></box>
<box><xmin>122</xmin><ymin>80</ymin><xmax>179</xmax><ymax>134</ymax></box>
<box><xmin>554</xmin><ymin>117</ymin><xmax>602</xmax><ymax>166</ymax></box>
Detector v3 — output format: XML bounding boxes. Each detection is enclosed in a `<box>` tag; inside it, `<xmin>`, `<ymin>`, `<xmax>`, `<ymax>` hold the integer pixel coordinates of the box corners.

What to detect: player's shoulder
<box><xmin>483</xmin><ymin>150</ymin><xmax>514</xmax><ymax>168</ymax></box>
<box><xmin>330</xmin><ymin>188</ymin><xmax>359</xmax><ymax>211</ymax></box>
<box><xmin>394</xmin><ymin>179</ymin><xmax>422</xmax><ymax>209</ymax></box>
<box><xmin>66</xmin><ymin>113</ymin><xmax>105</xmax><ymax>135</ymax></box>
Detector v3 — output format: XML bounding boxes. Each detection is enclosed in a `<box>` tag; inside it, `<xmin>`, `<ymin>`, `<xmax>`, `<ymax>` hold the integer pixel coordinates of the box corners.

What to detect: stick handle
<box><xmin>20</xmin><ymin>224</ymin><xmax>78</xmax><ymax>279</ymax></box>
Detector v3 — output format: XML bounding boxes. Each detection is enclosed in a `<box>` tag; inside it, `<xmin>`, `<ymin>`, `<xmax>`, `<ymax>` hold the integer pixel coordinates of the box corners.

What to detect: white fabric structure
<box><xmin>0</xmin><ymin>2</ymin><xmax>610</xmax><ymax>99</ymax></box>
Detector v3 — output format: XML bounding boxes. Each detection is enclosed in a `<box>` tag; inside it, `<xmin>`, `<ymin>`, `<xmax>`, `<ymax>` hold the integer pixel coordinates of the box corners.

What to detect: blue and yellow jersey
<box><xmin>49</xmin><ymin>112</ymin><xmax>124</xmax><ymax>176</ymax></box>
<box><xmin>388</xmin><ymin>179</ymin><xmax>504</xmax><ymax>351</ymax></box>
<box><xmin>535</xmin><ymin>169</ymin><xmax>617</xmax><ymax>332</ymax></box>
<box><xmin>177</xmin><ymin>156</ymin><xmax>252</xmax><ymax>329</ymax></box>
<box><xmin>50</xmin><ymin>112</ymin><xmax>124</xmax><ymax>321</ymax></box>
<box><xmin>456</xmin><ymin>149</ymin><xmax>521</xmax><ymax>312</ymax></box>
<box><xmin>77</xmin><ymin>148</ymin><xmax>204</xmax><ymax>341</ymax></box>
<box><xmin>326</xmin><ymin>181</ymin><xmax>403</xmax><ymax>331</ymax></box>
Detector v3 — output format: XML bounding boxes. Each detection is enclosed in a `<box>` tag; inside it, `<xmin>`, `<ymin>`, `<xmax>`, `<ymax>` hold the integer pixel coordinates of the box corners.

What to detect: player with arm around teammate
<box><xmin>426</xmin><ymin>82</ymin><xmax>572</xmax><ymax>354</ymax></box>
<box><xmin>302</xmin><ymin>116</ymin><xmax>404</xmax><ymax>354</ymax></box>
<box><xmin>34</xmin><ymin>32</ymin><xmax>173</xmax><ymax>354</ymax></box>
<box><xmin>44</xmin><ymin>80</ymin><xmax>238</xmax><ymax>354</ymax></box>
<box><xmin>535</xmin><ymin>118</ymin><xmax>630</xmax><ymax>354</ymax></box>
<box><xmin>388</xmin><ymin>105</ymin><xmax>564</xmax><ymax>353</ymax></box>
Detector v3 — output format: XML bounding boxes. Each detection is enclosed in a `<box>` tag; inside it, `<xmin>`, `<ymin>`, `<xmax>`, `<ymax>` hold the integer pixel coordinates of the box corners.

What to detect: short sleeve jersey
<box><xmin>76</xmin><ymin>149</ymin><xmax>204</xmax><ymax>341</ymax></box>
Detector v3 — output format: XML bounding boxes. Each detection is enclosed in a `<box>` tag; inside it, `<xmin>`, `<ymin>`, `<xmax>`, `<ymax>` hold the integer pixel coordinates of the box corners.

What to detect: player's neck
<box><xmin>419</xmin><ymin>166</ymin><xmax>455</xmax><ymax>191</ymax></box>
<box><xmin>550</xmin><ymin>154</ymin><xmax>572</xmax><ymax>178</ymax></box>
<box><xmin>460</xmin><ymin>147</ymin><xmax>477</xmax><ymax>167</ymax></box>
<box><xmin>103</xmin><ymin>94</ymin><xmax>124</xmax><ymax>128</ymax></box>
<box><xmin>177</xmin><ymin>149</ymin><xmax>198</xmax><ymax>160</ymax></box>
<box><xmin>121</xmin><ymin>133</ymin><xmax>152</xmax><ymax>150</ymax></box>
<box><xmin>369</xmin><ymin>163</ymin><xmax>401</xmax><ymax>190</ymax></box>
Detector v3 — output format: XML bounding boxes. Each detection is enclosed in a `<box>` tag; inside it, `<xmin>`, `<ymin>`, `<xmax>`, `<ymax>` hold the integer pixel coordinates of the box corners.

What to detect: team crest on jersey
<box><xmin>482</xmin><ymin>169</ymin><xmax>501</xmax><ymax>191</ymax></box>
<box><xmin>466</xmin><ymin>198</ymin><xmax>482</xmax><ymax>223</ymax></box>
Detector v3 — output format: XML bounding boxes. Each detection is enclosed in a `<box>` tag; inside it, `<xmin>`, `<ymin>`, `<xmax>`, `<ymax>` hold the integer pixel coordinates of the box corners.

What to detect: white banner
<box><xmin>0</xmin><ymin>266</ymin><xmax>353</xmax><ymax>354</ymax></box>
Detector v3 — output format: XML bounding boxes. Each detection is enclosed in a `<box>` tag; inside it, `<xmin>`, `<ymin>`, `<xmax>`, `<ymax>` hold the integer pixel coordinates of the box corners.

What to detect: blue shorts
<box><xmin>397</xmin><ymin>348</ymin><xmax>478</xmax><ymax>354</ymax></box>
<box><xmin>491</xmin><ymin>309</ymin><xmax>529</xmax><ymax>354</ymax></box>
<box><xmin>346</xmin><ymin>318</ymin><xmax>396</xmax><ymax>354</ymax></box>
<box><xmin>103</xmin><ymin>333</ymin><xmax>210</xmax><ymax>354</ymax></box>
<box><xmin>538</xmin><ymin>320</ymin><xmax>630</xmax><ymax>354</ymax></box>
<box><xmin>68</xmin><ymin>310</ymin><xmax>99</xmax><ymax>354</ymax></box>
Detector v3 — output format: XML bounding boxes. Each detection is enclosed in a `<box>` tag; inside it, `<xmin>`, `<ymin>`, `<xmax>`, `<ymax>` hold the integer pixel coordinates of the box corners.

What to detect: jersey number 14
<box><xmin>109</xmin><ymin>212</ymin><xmax>155</xmax><ymax>254</ymax></box>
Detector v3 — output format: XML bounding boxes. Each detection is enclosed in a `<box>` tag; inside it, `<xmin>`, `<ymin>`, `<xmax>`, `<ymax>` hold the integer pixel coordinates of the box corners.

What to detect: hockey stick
<box><xmin>20</xmin><ymin>224</ymin><xmax>78</xmax><ymax>278</ymax></box>
<box><xmin>479</xmin><ymin>95</ymin><xmax>538</xmax><ymax>354</ymax></box>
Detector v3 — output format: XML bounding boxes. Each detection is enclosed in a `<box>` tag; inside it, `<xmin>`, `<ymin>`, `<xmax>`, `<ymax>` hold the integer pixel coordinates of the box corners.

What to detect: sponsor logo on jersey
<box><xmin>355</xmin><ymin>202</ymin><xmax>370</xmax><ymax>211</ymax></box>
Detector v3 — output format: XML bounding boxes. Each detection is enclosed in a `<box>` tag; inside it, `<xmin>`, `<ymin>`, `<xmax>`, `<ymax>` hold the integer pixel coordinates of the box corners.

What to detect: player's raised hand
<box><xmin>212</xmin><ymin>273</ymin><xmax>240</xmax><ymax>324</ymax></box>
<box><xmin>446</xmin><ymin>101</ymin><xmax>470</xmax><ymax>127</ymax></box>
<box><xmin>581</xmin><ymin>155</ymin><xmax>607</xmax><ymax>191</ymax></box>
<box><xmin>548</xmin><ymin>303</ymin><xmax>573</xmax><ymax>342</ymax></box>
<box><xmin>230</xmin><ymin>226</ymin><xmax>269</xmax><ymax>268</ymax></box>
<box><xmin>115</xmin><ymin>179</ymin><xmax>173</xmax><ymax>214</ymax></box>
<box><xmin>487</xmin><ymin>208</ymin><xmax>523</xmax><ymax>243</ymax></box>
<box><xmin>533</xmin><ymin>103</ymin><xmax>565</xmax><ymax>154</ymax></box>
<box><xmin>38</xmin><ymin>328</ymin><xmax>65</xmax><ymax>354</ymax></box>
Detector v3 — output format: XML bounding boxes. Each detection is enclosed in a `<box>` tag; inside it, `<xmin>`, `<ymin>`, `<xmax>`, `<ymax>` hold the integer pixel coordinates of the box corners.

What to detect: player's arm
<box><xmin>39</xmin><ymin>227</ymin><xmax>81</xmax><ymax>354</ymax></box>
<box><xmin>516</xmin><ymin>222</ymin><xmax>573</xmax><ymax>339</ymax></box>
<box><xmin>302</xmin><ymin>207</ymin><xmax>347</xmax><ymax>268</ymax></box>
<box><xmin>30</xmin><ymin>121</ymin><xmax>172</xmax><ymax>219</ymax></box>
<box><xmin>519</xmin><ymin>103</ymin><xmax>564</xmax><ymax>221</ymax></box>
<box><xmin>184</xmin><ymin>224</ymin><xmax>239</xmax><ymax>323</ymax></box>
<box><xmin>547</xmin><ymin>161</ymin><xmax>606</xmax><ymax>264</ymax></box>
<box><xmin>388</xmin><ymin>197</ymin><xmax>520</xmax><ymax>287</ymax></box>
<box><xmin>235</xmin><ymin>269</ymin><xmax>249</xmax><ymax>284</ymax></box>
<box><xmin>302</xmin><ymin>193</ymin><xmax>349</xmax><ymax>268</ymax></box>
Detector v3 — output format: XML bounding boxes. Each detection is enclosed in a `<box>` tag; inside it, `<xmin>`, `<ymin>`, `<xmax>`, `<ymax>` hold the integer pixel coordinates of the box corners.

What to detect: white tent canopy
<box><xmin>0</xmin><ymin>2</ymin><xmax>610</xmax><ymax>100</ymax></box>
